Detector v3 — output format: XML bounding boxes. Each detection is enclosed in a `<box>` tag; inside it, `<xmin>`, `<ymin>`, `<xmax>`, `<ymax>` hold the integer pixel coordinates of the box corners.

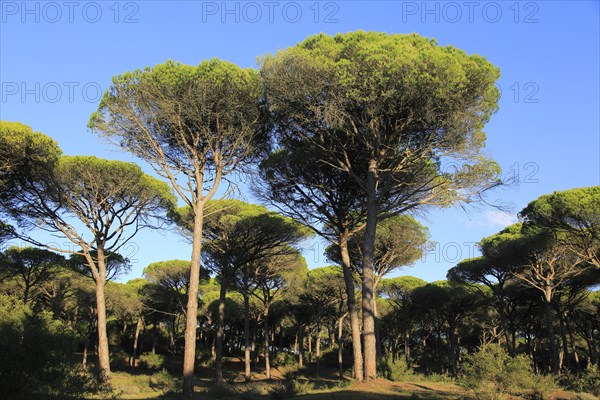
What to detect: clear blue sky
<box><xmin>1</xmin><ymin>1</ymin><xmax>599</xmax><ymax>283</ymax></box>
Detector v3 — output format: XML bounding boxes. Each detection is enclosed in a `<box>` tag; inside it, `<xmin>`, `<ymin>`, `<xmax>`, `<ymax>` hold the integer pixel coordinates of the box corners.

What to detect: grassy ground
<box><xmin>104</xmin><ymin>358</ymin><xmax>589</xmax><ymax>400</ymax></box>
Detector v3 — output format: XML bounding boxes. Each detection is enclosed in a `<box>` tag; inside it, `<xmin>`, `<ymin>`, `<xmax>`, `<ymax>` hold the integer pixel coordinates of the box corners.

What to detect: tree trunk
<box><xmin>557</xmin><ymin>309</ymin><xmax>570</xmax><ymax>370</ymax></box>
<box><xmin>299</xmin><ymin>328</ymin><xmax>304</xmax><ymax>368</ymax></box>
<box><xmin>362</xmin><ymin>161</ymin><xmax>378</xmax><ymax>380</ymax></box>
<box><xmin>131</xmin><ymin>316</ymin><xmax>142</xmax><ymax>368</ymax></box>
<box><xmin>339</xmin><ymin>235</ymin><xmax>364</xmax><ymax>381</ymax></box>
<box><xmin>404</xmin><ymin>330</ymin><xmax>411</xmax><ymax>368</ymax></box>
<box><xmin>294</xmin><ymin>333</ymin><xmax>298</xmax><ymax>355</ymax></box>
<box><xmin>93</xmin><ymin>251</ymin><xmax>111</xmax><ymax>384</ymax></box>
<box><xmin>316</xmin><ymin>324</ymin><xmax>322</xmax><ymax>377</ymax></box>
<box><xmin>264</xmin><ymin>305</ymin><xmax>271</xmax><ymax>379</ymax></box>
<box><xmin>497</xmin><ymin>300</ymin><xmax>514</xmax><ymax>356</ymax></box>
<box><xmin>23</xmin><ymin>284</ymin><xmax>30</xmax><ymax>304</ymax></box>
<box><xmin>373</xmin><ymin>295</ymin><xmax>381</xmax><ymax>360</ymax></box>
<box><xmin>215</xmin><ymin>280</ymin><xmax>227</xmax><ymax>383</ymax></box>
<box><xmin>566</xmin><ymin>319</ymin><xmax>579</xmax><ymax>369</ymax></box>
<box><xmin>183</xmin><ymin>207</ymin><xmax>204</xmax><ymax>400</ymax></box>
<box><xmin>338</xmin><ymin>314</ymin><xmax>346</xmax><ymax>380</ymax></box>
<box><xmin>243</xmin><ymin>280</ymin><xmax>252</xmax><ymax>381</ymax></box>
<box><xmin>308</xmin><ymin>332</ymin><xmax>313</xmax><ymax>364</ymax></box>
<box><xmin>543</xmin><ymin>292</ymin><xmax>559</xmax><ymax>373</ymax></box>
<box><xmin>449</xmin><ymin>323</ymin><xmax>458</xmax><ymax>376</ymax></box>
<box><xmin>83</xmin><ymin>336</ymin><xmax>89</xmax><ymax>368</ymax></box>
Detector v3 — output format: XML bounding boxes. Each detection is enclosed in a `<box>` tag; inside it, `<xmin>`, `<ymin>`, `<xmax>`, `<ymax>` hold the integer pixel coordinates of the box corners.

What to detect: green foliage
<box><xmin>0</xmin><ymin>121</ymin><xmax>62</xmax><ymax>222</ymax></box>
<box><xmin>139</xmin><ymin>352</ymin><xmax>167</xmax><ymax>370</ymax></box>
<box><xmin>326</xmin><ymin>215</ymin><xmax>431</xmax><ymax>282</ymax></box>
<box><xmin>461</xmin><ymin>344</ymin><xmax>555</xmax><ymax>399</ymax></box>
<box><xmin>273</xmin><ymin>351</ymin><xmax>297</xmax><ymax>369</ymax></box>
<box><xmin>289</xmin><ymin>379</ymin><xmax>315</xmax><ymax>395</ymax></box>
<box><xmin>561</xmin><ymin>365</ymin><xmax>600</xmax><ymax>396</ymax></box>
<box><xmin>149</xmin><ymin>369</ymin><xmax>177</xmax><ymax>393</ymax></box>
<box><xmin>520</xmin><ymin>186</ymin><xmax>600</xmax><ymax>268</ymax></box>
<box><xmin>377</xmin><ymin>354</ymin><xmax>414</xmax><ymax>382</ymax></box>
<box><xmin>0</xmin><ymin>294</ymin><xmax>95</xmax><ymax>399</ymax></box>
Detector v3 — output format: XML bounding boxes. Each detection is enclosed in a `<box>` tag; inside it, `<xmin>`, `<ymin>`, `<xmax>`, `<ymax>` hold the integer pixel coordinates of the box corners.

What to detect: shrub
<box><xmin>273</xmin><ymin>351</ymin><xmax>297</xmax><ymax>369</ymax></box>
<box><xmin>418</xmin><ymin>372</ymin><xmax>454</xmax><ymax>383</ymax></box>
<box><xmin>461</xmin><ymin>344</ymin><xmax>555</xmax><ymax>400</ymax></box>
<box><xmin>290</xmin><ymin>379</ymin><xmax>314</xmax><ymax>395</ymax></box>
<box><xmin>561</xmin><ymin>365</ymin><xmax>600</xmax><ymax>396</ymax></box>
<box><xmin>149</xmin><ymin>368</ymin><xmax>177</xmax><ymax>393</ymax></box>
<box><xmin>378</xmin><ymin>354</ymin><xmax>414</xmax><ymax>382</ymax></box>
<box><xmin>139</xmin><ymin>352</ymin><xmax>167</xmax><ymax>370</ymax></box>
<box><xmin>205</xmin><ymin>383</ymin><xmax>239</xmax><ymax>399</ymax></box>
<box><xmin>0</xmin><ymin>295</ymin><xmax>96</xmax><ymax>399</ymax></box>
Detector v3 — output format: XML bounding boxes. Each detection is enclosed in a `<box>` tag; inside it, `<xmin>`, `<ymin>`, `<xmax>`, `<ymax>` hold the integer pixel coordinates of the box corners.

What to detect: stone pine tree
<box><xmin>3</xmin><ymin>144</ymin><xmax>174</xmax><ymax>382</ymax></box>
<box><xmin>90</xmin><ymin>59</ymin><xmax>266</xmax><ymax>398</ymax></box>
<box><xmin>256</xmin><ymin>145</ymin><xmax>368</xmax><ymax>380</ymax></box>
<box><xmin>260</xmin><ymin>31</ymin><xmax>502</xmax><ymax>379</ymax></box>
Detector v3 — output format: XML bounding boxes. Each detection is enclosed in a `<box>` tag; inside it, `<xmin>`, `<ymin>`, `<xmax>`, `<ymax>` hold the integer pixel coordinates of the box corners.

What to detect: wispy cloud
<box><xmin>484</xmin><ymin>210</ymin><xmax>517</xmax><ymax>228</ymax></box>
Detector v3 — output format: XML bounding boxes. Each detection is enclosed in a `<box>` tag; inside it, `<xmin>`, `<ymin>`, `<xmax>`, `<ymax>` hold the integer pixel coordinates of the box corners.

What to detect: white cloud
<box><xmin>484</xmin><ymin>210</ymin><xmax>517</xmax><ymax>228</ymax></box>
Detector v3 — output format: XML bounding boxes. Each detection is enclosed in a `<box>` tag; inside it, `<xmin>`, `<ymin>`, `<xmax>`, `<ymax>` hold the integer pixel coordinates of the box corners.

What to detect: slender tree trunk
<box><xmin>83</xmin><ymin>336</ymin><xmax>89</xmax><ymax>368</ymax></box>
<box><xmin>92</xmin><ymin>251</ymin><xmax>111</xmax><ymax>384</ymax></box>
<box><xmin>497</xmin><ymin>300</ymin><xmax>514</xmax><ymax>356</ymax></box>
<box><xmin>23</xmin><ymin>284</ymin><xmax>30</xmax><ymax>304</ymax></box>
<box><xmin>558</xmin><ymin>309</ymin><xmax>570</xmax><ymax>370</ymax></box>
<box><xmin>543</xmin><ymin>290</ymin><xmax>559</xmax><ymax>373</ymax></box>
<box><xmin>308</xmin><ymin>332</ymin><xmax>313</xmax><ymax>364</ymax></box>
<box><xmin>449</xmin><ymin>322</ymin><xmax>458</xmax><ymax>376</ymax></box>
<box><xmin>339</xmin><ymin>235</ymin><xmax>364</xmax><ymax>381</ymax></box>
<box><xmin>566</xmin><ymin>319</ymin><xmax>579</xmax><ymax>369</ymax></box>
<box><xmin>362</xmin><ymin>162</ymin><xmax>378</xmax><ymax>380</ymax></box>
<box><xmin>338</xmin><ymin>314</ymin><xmax>346</xmax><ymax>380</ymax></box>
<box><xmin>264</xmin><ymin>305</ymin><xmax>271</xmax><ymax>379</ymax></box>
<box><xmin>299</xmin><ymin>328</ymin><xmax>304</xmax><ymax>368</ymax></box>
<box><xmin>216</xmin><ymin>280</ymin><xmax>227</xmax><ymax>383</ymax></box>
<box><xmin>183</xmin><ymin>208</ymin><xmax>204</xmax><ymax>399</ymax></box>
<box><xmin>294</xmin><ymin>333</ymin><xmax>298</xmax><ymax>355</ymax></box>
<box><xmin>131</xmin><ymin>316</ymin><xmax>142</xmax><ymax>368</ymax></box>
<box><xmin>243</xmin><ymin>281</ymin><xmax>252</xmax><ymax>381</ymax></box>
<box><xmin>404</xmin><ymin>330</ymin><xmax>411</xmax><ymax>368</ymax></box>
<box><xmin>316</xmin><ymin>324</ymin><xmax>322</xmax><ymax>377</ymax></box>
<box><xmin>373</xmin><ymin>295</ymin><xmax>381</xmax><ymax>360</ymax></box>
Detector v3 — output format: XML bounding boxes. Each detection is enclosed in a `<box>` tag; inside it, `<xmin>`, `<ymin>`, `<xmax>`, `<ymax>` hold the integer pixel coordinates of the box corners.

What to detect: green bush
<box><xmin>378</xmin><ymin>354</ymin><xmax>414</xmax><ymax>382</ymax></box>
<box><xmin>0</xmin><ymin>295</ymin><xmax>96</xmax><ymax>399</ymax></box>
<box><xmin>273</xmin><ymin>351</ymin><xmax>297</xmax><ymax>369</ymax></box>
<box><xmin>149</xmin><ymin>368</ymin><xmax>177</xmax><ymax>392</ymax></box>
<box><xmin>139</xmin><ymin>352</ymin><xmax>167</xmax><ymax>370</ymax></box>
<box><xmin>461</xmin><ymin>344</ymin><xmax>555</xmax><ymax>400</ymax></box>
<box><xmin>562</xmin><ymin>365</ymin><xmax>600</xmax><ymax>396</ymax></box>
<box><xmin>290</xmin><ymin>379</ymin><xmax>314</xmax><ymax>395</ymax></box>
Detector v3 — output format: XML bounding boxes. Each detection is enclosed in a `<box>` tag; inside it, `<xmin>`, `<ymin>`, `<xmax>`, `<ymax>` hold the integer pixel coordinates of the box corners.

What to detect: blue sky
<box><xmin>1</xmin><ymin>1</ymin><xmax>599</xmax><ymax>283</ymax></box>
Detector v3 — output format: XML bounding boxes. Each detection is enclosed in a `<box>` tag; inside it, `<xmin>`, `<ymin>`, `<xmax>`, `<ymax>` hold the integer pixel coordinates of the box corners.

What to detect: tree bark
<box><xmin>543</xmin><ymin>290</ymin><xmax>559</xmax><ymax>373</ymax></box>
<box><xmin>94</xmin><ymin>251</ymin><xmax>111</xmax><ymax>384</ymax></box>
<box><xmin>316</xmin><ymin>324</ymin><xmax>322</xmax><ymax>377</ymax></box>
<box><xmin>557</xmin><ymin>309</ymin><xmax>570</xmax><ymax>370</ymax></box>
<box><xmin>82</xmin><ymin>336</ymin><xmax>89</xmax><ymax>368</ymax></box>
<box><xmin>298</xmin><ymin>328</ymin><xmax>304</xmax><ymax>368</ymax></box>
<box><xmin>362</xmin><ymin>160</ymin><xmax>378</xmax><ymax>380</ymax></box>
<box><xmin>373</xmin><ymin>295</ymin><xmax>381</xmax><ymax>360</ymax></box>
<box><xmin>264</xmin><ymin>305</ymin><xmax>271</xmax><ymax>379</ymax></box>
<box><xmin>404</xmin><ymin>330</ymin><xmax>411</xmax><ymax>368</ymax></box>
<box><xmin>215</xmin><ymin>280</ymin><xmax>227</xmax><ymax>383</ymax></box>
<box><xmin>131</xmin><ymin>316</ymin><xmax>142</xmax><ymax>368</ymax></box>
<box><xmin>183</xmin><ymin>208</ymin><xmax>204</xmax><ymax>400</ymax></box>
<box><xmin>243</xmin><ymin>278</ymin><xmax>252</xmax><ymax>381</ymax></box>
<box><xmin>338</xmin><ymin>314</ymin><xmax>346</xmax><ymax>380</ymax></box>
<box><xmin>339</xmin><ymin>234</ymin><xmax>364</xmax><ymax>381</ymax></box>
